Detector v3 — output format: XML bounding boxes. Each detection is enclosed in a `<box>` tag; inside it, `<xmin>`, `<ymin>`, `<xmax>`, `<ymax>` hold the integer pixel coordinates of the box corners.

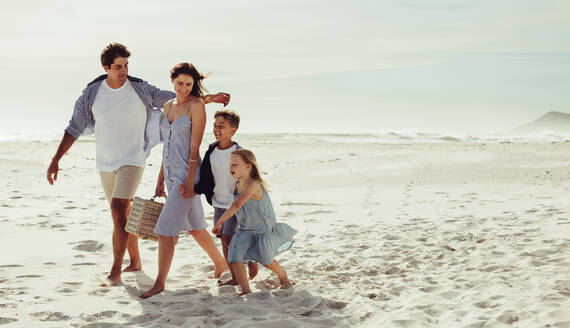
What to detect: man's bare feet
<box><xmin>140</xmin><ymin>284</ymin><xmax>165</xmax><ymax>299</ymax></box>
<box><xmin>122</xmin><ymin>263</ymin><xmax>142</xmax><ymax>272</ymax></box>
<box><xmin>218</xmin><ymin>279</ymin><xmax>239</xmax><ymax>286</ymax></box>
<box><xmin>248</xmin><ymin>262</ymin><xmax>258</xmax><ymax>280</ymax></box>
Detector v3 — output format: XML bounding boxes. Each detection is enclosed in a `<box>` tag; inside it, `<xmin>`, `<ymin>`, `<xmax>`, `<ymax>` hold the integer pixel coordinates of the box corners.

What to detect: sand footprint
<box><xmin>217</xmin><ymin>285</ymin><xmax>237</xmax><ymax>295</ymax></box>
<box><xmin>0</xmin><ymin>317</ymin><xmax>18</xmax><ymax>325</ymax></box>
<box><xmin>254</xmin><ymin>278</ymin><xmax>280</xmax><ymax>290</ymax></box>
<box><xmin>0</xmin><ymin>287</ymin><xmax>30</xmax><ymax>296</ymax></box>
<box><xmin>58</xmin><ymin>281</ymin><xmax>84</xmax><ymax>294</ymax></box>
<box><xmin>30</xmin><ymin>311</ymin><xmax>72</xmax><ymax>322</ymax></box>
<box><xmin>80</xmin><ymin>310</ymin><xmax>129</xmax><ymax>323</ymax></box>
<box><xmin>15</xmin><ymin>274</ymin><xmax>42</xmax><ymax>278</ymax></box>
<box><xmin>325</xmin><ymin>299</ymin><xmax>348</xmax><ymax>310</ymax></box>
<box><xmin>72</xmin><ymin>262</ymin><xmax>97</xmax><ymax>267</ymax></box>
<box><xmin>474</xmin><ymin>300</ymin><xmax>498</xmax><ymax>309</ymax></box>
<box><xmin>0</xmin><ymin>264</ymin><xmax>23</xmax><ymax>268</ymax></box>
<box><xmin>70</xmin><ymin>240</ymin><xmax>105</xmax><ymax>252</ymax></box>
<box><xmin>553</xmin><ymin>279</ymin><xmax>570</xmax><ymax>294</ymax></box>
<box><xmin>89</xmin><ymin>287</ymin><xmax>111</xmax><ymax>296</ymax></box>
<box><xmin>172</xmin><ymin>288</ymin><xmax>204</xmax><ymax>297</ymax></box>
<box><xmin>496</xmin><ymin>313</ymin><xmax>519</xmax><ymax>325</ymax></box>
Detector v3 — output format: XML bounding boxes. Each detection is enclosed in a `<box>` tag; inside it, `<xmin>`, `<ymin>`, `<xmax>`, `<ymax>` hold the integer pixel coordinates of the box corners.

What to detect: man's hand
<box><xmin>47</xmin><ymin>159</ymin><xmax>59</xmax><ymax>185</ymax></box>
<box><xmin>46</xmin><ymin>132</ymin><xmax>76</xmax><ymax>185</ymax></box>
<box><xmin>212</xmin><ymin>93</ymin><xmax>230</xmax><ymax>107</ymax></box>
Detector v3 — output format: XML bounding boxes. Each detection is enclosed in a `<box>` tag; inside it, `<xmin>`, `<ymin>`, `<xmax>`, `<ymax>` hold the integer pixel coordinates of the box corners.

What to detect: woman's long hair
<box><xmin>170</xmin><ymin>62</ymin><xmax>208</xmax><ymax>98</ymax></box>
<box><xmin>231</xmin><ymin>149</ymin><xmax>268</xmax><ymax>190</ymax></box>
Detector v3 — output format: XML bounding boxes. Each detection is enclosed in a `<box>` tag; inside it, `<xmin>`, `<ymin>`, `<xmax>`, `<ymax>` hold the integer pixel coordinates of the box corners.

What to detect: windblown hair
<box><xmin>170</xmin><ymin>62</ymin><xmax>207</xmax><ymax>98</ymax></box>
<box><xmin>214</xmin><ymin>110</ymin><xmax>240</xmax><ymax>129</ymax></box>
<box><xmin>100</xmin><ymin>43</ymin><xmax>130</xmax><ymax>68</ymax></box>
<box><xmin>231</xmin><ymin>149</ymin><xmax>268</xmax><ymax>190</ymax></box>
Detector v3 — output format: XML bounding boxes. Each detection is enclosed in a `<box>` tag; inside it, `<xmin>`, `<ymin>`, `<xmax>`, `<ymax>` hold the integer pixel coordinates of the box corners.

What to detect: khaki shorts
<box><xmin>99</xmin><ymin>165</ymin><xmax>144</xmax><ymax>202</ymax></box>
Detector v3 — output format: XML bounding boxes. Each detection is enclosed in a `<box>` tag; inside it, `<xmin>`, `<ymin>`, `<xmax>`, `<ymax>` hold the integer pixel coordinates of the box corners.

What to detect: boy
<box><xmin>195</xmin><ymin>110</ymin><xmax>258</xmax><ymax>285</ymax></box>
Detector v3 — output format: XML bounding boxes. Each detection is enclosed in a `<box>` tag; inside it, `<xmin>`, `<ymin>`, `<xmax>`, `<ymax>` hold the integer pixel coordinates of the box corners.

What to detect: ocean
<box><xmin>2</xmin><ymin>131</ymin><xmax>569</xmax><ymax>144</ymax></box>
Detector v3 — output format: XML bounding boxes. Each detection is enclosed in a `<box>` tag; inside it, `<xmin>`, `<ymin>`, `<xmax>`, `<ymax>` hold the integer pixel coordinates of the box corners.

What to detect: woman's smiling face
<box><xmin>172</xmin><ymin>73</ymin><xmax>194</xmax><ymax>99</ymax></box>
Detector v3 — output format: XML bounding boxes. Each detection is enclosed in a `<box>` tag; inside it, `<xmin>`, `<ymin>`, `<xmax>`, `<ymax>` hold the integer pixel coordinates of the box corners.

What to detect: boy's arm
<box><xmin>203</xmin><ymin>93</ymin><xmax>230</xmax><ymax>106</ymax></box>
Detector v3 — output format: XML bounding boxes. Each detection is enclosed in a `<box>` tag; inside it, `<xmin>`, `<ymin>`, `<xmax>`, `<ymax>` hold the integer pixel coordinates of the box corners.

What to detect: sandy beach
<box><xmin>1</xmin><ymin>137</ymin><xmax>569</xmax><ymax>327</ymax></box>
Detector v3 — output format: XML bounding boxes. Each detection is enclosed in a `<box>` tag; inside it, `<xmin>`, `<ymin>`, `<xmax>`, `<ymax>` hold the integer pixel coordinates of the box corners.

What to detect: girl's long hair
<box><xmin>231</xmin><ymin>149</ymin><xmax>268</xmax><ymax>190</ymax></box>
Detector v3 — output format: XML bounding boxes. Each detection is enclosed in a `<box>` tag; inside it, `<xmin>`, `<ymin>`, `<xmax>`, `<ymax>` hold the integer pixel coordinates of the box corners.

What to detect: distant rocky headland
<box><xmin>513</xmin><ymin>111</ymin><xmax>570</xmax><ymax>134</ymax></box>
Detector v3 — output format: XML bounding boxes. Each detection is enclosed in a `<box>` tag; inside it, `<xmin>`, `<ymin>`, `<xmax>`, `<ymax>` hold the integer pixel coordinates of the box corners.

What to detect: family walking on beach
<box><xmin>46</xmin><ymin>43</ymin><xmax>296</xmax><ymax>298</ymax></box>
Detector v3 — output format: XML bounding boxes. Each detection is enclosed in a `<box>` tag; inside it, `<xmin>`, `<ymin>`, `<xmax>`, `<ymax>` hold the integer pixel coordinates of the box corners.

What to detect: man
<box><xmin>46</xmin><ymin>43</ymin><xmax>230</xmax><ymax>285</ymax></box>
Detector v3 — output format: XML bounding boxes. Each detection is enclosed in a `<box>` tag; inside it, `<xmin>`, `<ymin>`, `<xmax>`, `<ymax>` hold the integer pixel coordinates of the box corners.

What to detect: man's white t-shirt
<box><xmin>210</xmin><ymin>144</ymin><xmax>238</xmax><ymax>208</ymax></box>
<box><xmin>92</xmin><ymin>79</ymin><xmax>147</xmax><ymax>172</ymax></box>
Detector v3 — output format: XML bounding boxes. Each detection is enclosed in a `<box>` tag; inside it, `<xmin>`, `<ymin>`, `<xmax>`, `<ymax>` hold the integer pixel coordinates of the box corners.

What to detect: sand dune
<box><xmin>0</xmin><ymin>139</ymin><xmax>569</xmax><ymax>327</ymax></box>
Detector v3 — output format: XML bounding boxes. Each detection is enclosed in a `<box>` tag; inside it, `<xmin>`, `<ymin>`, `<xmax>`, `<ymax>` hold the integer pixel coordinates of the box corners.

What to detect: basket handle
<box><xmin>151</xmin><ymin>194</ymin><xmax>167</xmax><ymax>201</ymax></box>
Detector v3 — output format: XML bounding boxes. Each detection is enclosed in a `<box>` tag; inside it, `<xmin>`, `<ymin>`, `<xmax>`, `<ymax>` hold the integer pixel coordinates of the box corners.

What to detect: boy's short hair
<box><xmin>214</xmin><ymin>110</ymin><xmax>240</xmax><ymax>129</ymax></box>
<box><xmin>101</xmin><ymin>43</ymin><xmax>131</xmax><ymax>68</ymax></box>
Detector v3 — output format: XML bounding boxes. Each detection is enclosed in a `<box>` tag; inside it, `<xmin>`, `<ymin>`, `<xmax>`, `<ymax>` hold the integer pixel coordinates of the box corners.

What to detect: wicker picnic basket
<box><xmin>125</xmin><ymin>196</ymin><xmax>164</xmax><ymax>242</ymax></box>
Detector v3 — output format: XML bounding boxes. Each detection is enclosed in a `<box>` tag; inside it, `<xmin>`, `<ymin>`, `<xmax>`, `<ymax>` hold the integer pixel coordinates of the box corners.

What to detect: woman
<box><xmin>140</xmin><ymin>62</ymin><xmax>227</xmax><ymax>299</ymax></box>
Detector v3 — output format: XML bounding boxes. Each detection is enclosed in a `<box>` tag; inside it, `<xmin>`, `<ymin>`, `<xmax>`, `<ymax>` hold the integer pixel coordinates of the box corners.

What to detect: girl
<box><xmin>140</xmin><ymin>63</ymin><xmax>227</xmax><ymax>299</ymax></box>
<box><xmin>212</xmin><ymin>149</ymin><xmax>296</xmax><ymax>296</ymax></box>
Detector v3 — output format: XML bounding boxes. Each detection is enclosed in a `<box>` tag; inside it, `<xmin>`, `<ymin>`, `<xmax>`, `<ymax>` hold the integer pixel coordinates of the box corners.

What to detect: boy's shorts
<box><xmin>213</xmin><ymin>207</ymin><xmax>238</xmax><ymax>238</ymax></box>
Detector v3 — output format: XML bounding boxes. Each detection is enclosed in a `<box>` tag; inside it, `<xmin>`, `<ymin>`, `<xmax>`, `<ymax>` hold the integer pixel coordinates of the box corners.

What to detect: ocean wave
<box><xmin>0</xmin><ymin>132</ymin><xmax>95</xmax><ymax>142</ymax></box>
<box><xmin>1</xmin><ymin>131</ymin><xmax>569</xmax><ymax>143</ymax></box>
<box><xmin>241</xmin><ymin>132</ymin><xmax>570</xmax><ymax>143</ymax></box>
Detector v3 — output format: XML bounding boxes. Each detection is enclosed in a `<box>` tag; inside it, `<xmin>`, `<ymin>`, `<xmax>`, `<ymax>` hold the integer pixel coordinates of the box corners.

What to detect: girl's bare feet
<box><xmin>266</xmin><ymin>261</ymin><xmax>290</xmax><ymax>289</ymax></box>
<box><xmin>280</xmin><ymin>281</ymin><xmax>294</xmax><ymax>289</ymax></box>
<box><xmin>140</xmin><ymin>284</ymin><xmax>165</xmax><ymax>299</ymax></box>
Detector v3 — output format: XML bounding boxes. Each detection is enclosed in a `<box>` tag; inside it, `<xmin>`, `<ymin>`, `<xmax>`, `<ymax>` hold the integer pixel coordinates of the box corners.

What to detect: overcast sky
<box><xmin>1</xmin><ymin>0</ymin><xmax>569</xmax><ymax>134</ymax></box>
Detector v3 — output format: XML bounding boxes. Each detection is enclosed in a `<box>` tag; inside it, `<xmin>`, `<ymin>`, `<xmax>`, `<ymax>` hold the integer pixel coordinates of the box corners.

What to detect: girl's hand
<box><xmin>178</xmin><ymin>181</ymin><xmax>196</xmax><ymax>199</ymax></box>
<box><xmin>155</xmin><ymin>181</ymin><xmax>166</xmax><ymax>198</ymax></box>
<box><xmin>212</xmin><ymin>223</ymin><xmax>222</xmax><ymax>235</ymax></box>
